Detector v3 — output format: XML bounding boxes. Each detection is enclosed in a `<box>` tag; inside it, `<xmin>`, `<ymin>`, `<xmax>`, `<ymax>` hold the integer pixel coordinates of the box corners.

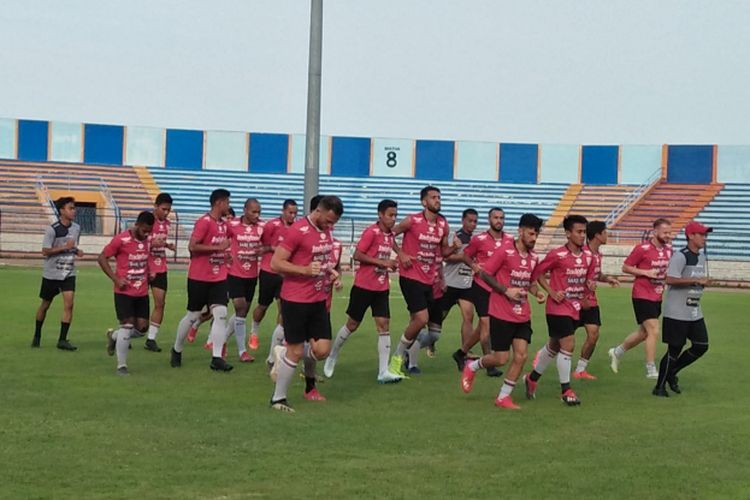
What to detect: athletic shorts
<box><xmin>399</xmin><ymin>276</ymin><xmax>434</xmax><ymax>313</ymax></box>
<box><xmin>39</xmin><ymin>276</ymin><xmax>76</xmax><ymax>301</ymax></box>
<box><xmin>258</xmin><ymin>270</ymin><xmax>283</xmax><ymax>307</ymax></box>
<box><xmin>114</xmin><ymin>293</ymin><xmax>150</xmax><ymax>322</ymax></box>
<box><xmin>428</xmin><ymin>296</ymin><xmax>444</xmax><ymax>326</ymax></box>
<box><xmin>546</xmin><ymin>314</ymin><xmax>578</xmax><ymax>339</ymax></box>
<box><xmin>227</xmin><ymin>274</ymin><xmax>258</xmax><ymax>302</ymax></box>
<box><xmin>470</xmin><ymin>281</ymin><xmax>490</xmax><ymax>318</ymax></box>
<box><xmin>578</xmin><ymin>306</ymin><xmax>601</xmax><ymax>327</ymax></box>
<box><xmin>187</xmin><ymin>278</ymin><xmax>228</xmax><ymax>312</ymax></box>
<box><xmin>346</xmin><ymin>285</ymin><xmax>390</xmax><ymax>322</ymax></box>
<box><xmin>150</xmin><ymin>272</ymin><xmax>168</xmax><ymax>291</ymax></box>
<box><xmin>281</xmin><ymin>299</ymin><xmax>332</xmax><ymax>344</ymax></box>
<box><xmin>442</xmin><ymin>286</ymin><xmax>473</xmax><ymax>312</ymax></box>
<box><xmin>662</xmin><ymin>317</ymin><xmax>708</xmax><ymax>347</ymax></box>
<box><xmin>490</xmin><ymin>317</ymin><xmax>532</xmax><ymax>351</ymax></box>
<box><xmin>632</xmin><ymin>298</ymin><xmax>662</xmax><ymax>324</ymax></box>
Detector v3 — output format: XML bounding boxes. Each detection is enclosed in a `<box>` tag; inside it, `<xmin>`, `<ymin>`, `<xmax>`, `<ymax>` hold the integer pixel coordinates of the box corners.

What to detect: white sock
<box><xmin>272</xmin><ymin>352</ymin><xmax>297</xmax><ymax>402</ymax></box>
<box><xmin>377</xmin><ymin>333</ymin><xmax>391</xmax><ymax>375</ymax></box>
<box><xmin>209</xmin><ymin>306</ymin><xmax>228</xmax><ymax>358</ymax></box>
<box><xmin>469</xmin><ymin>359</ymin><xmax>483</xmax><ymax>372</ymax></box>
<box><xmin>115</xmin><ymin>326</ymin><xmax>132</xmax><ymax>369</ymax></box>
<box><xmin>575</xmin><ymin>358</ymin><xmax>589</xmax><ymax>373</ymax></box>
<box><xmin>174</xmin><ymin>311</ymin><xmax>200</xmax><ymax>353</ymax></box>
<box><xmin>646</xmin><ymin>362</ymin><xmax>657</xmax><ymax>373</ymax></box>
<box><xmin>395</xmin><ymin>334</ymin><xmax>412</xmax><ymax>357</ymax></box>
<box><xmin>534</xmin><ymin>344</ymin><xmax>557</xmax><ymax>375</ymax></box>
<box><xmin>407</xmin><ymin>339</ymin><xmax>420</xmax><ymax>368</ymax></box>
<box><xmin>557</xmin><ymin>349</ymin><xmax>572</xmax><ymax>384</ymax></box>
<box><xmin>267</xmin><ymin>324</ymin><xmax>285</xmax><ymax>363</ymax></box>
<box><xmin>416</xmin><ymin>327</ymin><xmax>429</xmax><ymax>346</ymax></box>
<box><xmin>234</xmin><ymin>316</ymin><xmax>247</xmax><ymax>354</ymax></box>
<box><xmin>427</xmin><ymin>325</ymin><xmax>441</xmax><ymax>348</ymax></box>
<box><xmin>498</xmin><ymin>379</ymin><xmax>516</xmax><ymax>399</ymax></box>
<box><xmin>330</xmin><ymin>325</ymin><xmax>351</xmax><ymax>359</ymax></box>
<box><xmin>614</xmin><ymin>344</ymin><xmax>626</xmax><ymax>358</ymax></box>
<box><xmin>251</xmin><ymin>320</ymin><xmax>260</xmax><ymax>335</ymax></box>
<box><xmin>147</xmin><ymin>323</ymin><xmax>159</xmax><ymax>341</ymax></box>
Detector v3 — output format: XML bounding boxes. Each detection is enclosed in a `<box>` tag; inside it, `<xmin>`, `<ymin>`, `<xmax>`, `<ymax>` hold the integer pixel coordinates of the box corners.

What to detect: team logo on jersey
<box><xmin>428</xmin><ymin>227</ymin><xmax>434</xmax><ymax>233</ymax></box>
<box><xmin>576</xmin><ymin>257</ymin><xmax>582</xmax><ymax>265</ymax></box>
<box><xmin>245</xmin><ymin>226</ymin><xmax>252</xmax><ymax>233</ymax></box>
<box><xmin>521</xmin><ymin>259</ymin><xmax>527</xmax><ymax>266</ymax></box>
<box><xmin>320</xmin><ymin>233</ymin><xmax>327</xmax><ymax>240</ymax></box>
<box><xmin>138</xmin><ymin>243</ymin><xmax>144</xmax><ymax>250</ymax></box>
<box><xmin>300</xmin><ymin>226</ymin><xmax>310</xmax><ymax>233</ymax></box>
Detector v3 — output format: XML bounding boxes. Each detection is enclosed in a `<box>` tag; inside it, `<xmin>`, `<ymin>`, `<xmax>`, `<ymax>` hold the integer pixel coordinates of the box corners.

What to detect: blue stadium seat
<box><xmin>695</xmin><ymin>184</ymin><xmax>750</xmax><ymax>260</ymax></box>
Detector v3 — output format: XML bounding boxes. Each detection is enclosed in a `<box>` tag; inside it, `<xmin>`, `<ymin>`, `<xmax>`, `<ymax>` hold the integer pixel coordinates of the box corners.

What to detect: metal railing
<box><xmin>99</xmin><ymin>178</ymin><xmax>122</xmax><ymax>234</ymax></box>
<box><xmin>604</xmin><ymin>167</ymin><xmax>662</xmax><ymax>226</ymax></box>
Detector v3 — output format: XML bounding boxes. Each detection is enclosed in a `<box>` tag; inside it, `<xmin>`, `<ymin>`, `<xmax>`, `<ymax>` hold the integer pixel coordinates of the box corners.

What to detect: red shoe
<box><xmin>523</xmin><ymin>374</ymin><xmax>537</xmax><ymax>400</ymax></box>
<box><xmin>203</xmin><ymin>341</ymin><xmax>212</xmax><ymax>351</ymax></box>
<box><xmin>495</xmin><ymin>396</ymin><xmax>521</xmax><ymax>410</ymax></box>
<box><xmin>303</xmin><ymin>388</ymin><xmax>326</xmax><ymax>401</ymax></box>
<box><xmin>248</xmin><ymin>333</ymin><xmax>259</xmax><ymax>351</ymax></box>
<box><xmin>573</xmin><ymin>370</ymin><xmax>597</xmax><ymax>380</ymax></box>
<box><xmin>239</xmin><ymin>351</ymin><xmax>254</xmax><ymax>363</ymax></box>
<box><xmin>187</xmin><ymin>325</ymin><xmax>198</xmax><ymax>343</ymax></box>
<box><xmin>461</xmin><ymin>364</ymin><xmax>477</xmax><ymax>394</ymax></box>
<box><xmin>561</xmin><ymin>388</ymin><xmax>581</xmax><ymax>406</ymax></box>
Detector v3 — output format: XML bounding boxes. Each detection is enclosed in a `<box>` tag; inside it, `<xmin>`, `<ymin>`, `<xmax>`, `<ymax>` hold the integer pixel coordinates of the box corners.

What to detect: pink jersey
<box><xmin>279</xmin><ymin>217</ymin><xmax>336</xmax><ymax>304</ymax></box>
<box><xmin>187</xmin><ymin>213</ymin><xmax>228</xmax><ymax>283</ymax></box>
<box><xmin>483</xmin><ymin>242</ymin><xmax>539</xmax><ymax>323</ymax></box>
<box><xmin>463</xmin><ymin>230</ymin><xmax>514</xmax><ymax>292</ymax></box>
<box><xmin>398</xmin><ymin>212</ymin><xmax>448</xmax><ymax>286</ymax></box>
<box><xmin>532</xmin><ymin>245</ymin><xmax>594</xmax><ymax>320</ymax></box>
<box><xmin>260</xmin><ymin>217</ymin><xmax>292</xmax><ymax>274</ymax></box>
<box><xmin>353</xmin><ymin>223</ymin><xmax>395</xmax><ymax>292</ymax></box>
<box><xmin>583</xmin><ymin>245</ymin><xmax>603</xmax><ymax>308</ymax></box>
<box><xmin>227</xmin><ymin>218</ymin><xmax>264</xmax><ymax>279</ymax></box>
<box><xmin>325</xmin><ymin>238</ymin><xmax>343</xmax><ymax>312</ymax></box>
<box><xmin>148</xmin><ymin>217</ymin><xmax>171</xmax><ymax>274</ymax></box>
<box><xmin>103</xmin><ymin>229</ymin><xmax>151</xmax><ymax>297</ymax></box>
<box><xmin>624</xmin><ymin>240</ymin><xmax>673</xmax><ymax>302</ymax></box>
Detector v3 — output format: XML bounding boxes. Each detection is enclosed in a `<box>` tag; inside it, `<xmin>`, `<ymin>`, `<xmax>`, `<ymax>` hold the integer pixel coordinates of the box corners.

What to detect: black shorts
<box><xmin>578</xmin><ymin>306</ymin><xmax>601</xmax><ymax>327</ymax></box>
<box><xmin>470</xmin><ymin>281</ymin><xmax>490</xmax><ymax>318</ymax></box>
<box><xmin>39</xmin><ymin>276</ymin><xmax>76</xmax><ymax>301</ymax></box>
<box><xmin>281</xmin><ymin>300</ymin><xmax>332</xmax><ymax>344</ymax></box>
<box><xmin>633</xmin><ymin>298</ymin><xmax>662</xmax><ymax>324</ymax></box>
<box><xmin>150</xmin><ymin>272</ymin><xmax>168</xmax><ymax>291</ymax></box>
<box><xmin>662</xmin><ymin>317</ymin><xmax>708</xmax><ymax>347</ymax></box>
<box><xmin>399</xmin><ymin>276</ymin><xmax>434</xmax><ymax>313</ymax></box>
<box><xmin>114</xmin><ymin>293</ymin><xmax>150</xmax><ymax>322</ymax></box>
<box><xmin>490</xmin><ymin>317</ymin><xmax>533</xmax><ymax>351</ymax></box>
<box><xmin>442</xmin><ymin>286</ymin><xmax>473</xmax><ymax>312</ymax></box>
<box><xmin>429</xmin><ymin>296</ymin><xmax>444</xmax><ymax>326</ymax></box>
<box><xmin>227</xmin><ymin>274</ymin><xmax>258</xmax><ymax>302</ymax></box>
<box><xmin>258</xmin><ymin>270</ymin><xmax>283</xmax><ymax>307</ymax></box>
<box><xmin>546</xmin><ymin>314</ymin><xmax>578</xmax><ymax>339</ymax></box>
<box><xmin>187</xmin><ymin>278</ymin><xmax>228</xmax><ymax>311</ymax></box>
<box><xmin>346</xmin><ymin>285</ymin><xmax>390</xmax><ymax>322</ymax></box>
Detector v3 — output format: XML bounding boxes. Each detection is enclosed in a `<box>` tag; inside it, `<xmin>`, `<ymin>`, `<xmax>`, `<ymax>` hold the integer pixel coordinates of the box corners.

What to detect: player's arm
<box><xmin>440</xmin><ymin>222</ymin><xmax>453</xmax><ymax>257</ymax></box>
<box><xmin>270</xmin><ymin>246</ymin><xmax>319</xmax><ymax>276</ymax></box>
<box><xmin>97</xmin><ymin>243</ymin><xmax>127</xmax><ymax>290</ymax></box>
<box><xmin>529</xmin><ymin>283</ymin><xmax>546</xmax><ymax>303</ymax></box>
<box><xmin>41</xmin><ymin>227</ymin><xmax>75</xmax><ymax>256</ymax></box>
<box><xmin>533</xmin><ymin>255</ymin><xmax>563</xmax><ymax>302</ymax></box>
<box><xmin>391</xmin><ymin>215</ymin><xmax>412</xmax><ymax>237</ymax></box>
<box><xmin>187</xmin><ymin>223</ymin><xmax>230</xmax><ymax>253</ymax></box>
<box><xmin>598</xmin><ymin>272</ymin><xmax>620</xmax><ymax>286</ymax></box>
<box><xmin>664</xmin><ymin>253</ymin><xmax>708</xmax><ymax>287</ymax></box>
<box><xmin>444</xmin><ymin>232</ymin><xmax>464</xmax><ymax>263</ymax></box>
<box><xmin>622</xmin><ymin>246</ymin><xmax>657</xmax><ymax>278</ymax></box>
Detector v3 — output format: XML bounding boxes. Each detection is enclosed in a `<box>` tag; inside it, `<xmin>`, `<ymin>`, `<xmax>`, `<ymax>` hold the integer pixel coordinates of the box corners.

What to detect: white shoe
<box><xmin>323</xmin><ymin>356</ymin><xmax>337</xmax><ymax>378</ymax></box>
<box><xmin>608</xmin><ymin>348</ymin><xmax>619</xmax><ymax>374</ymax></box>
<box><xmin>646</xmin><ymin>369</ymin><xmax>659</xmax><ymax>380</ymax></box>
<box><xmin>377</xmin><ymin>370</ymin><xmax>403</xmax><ymax>384</ymax></box>
<box><xmin>270</xmin><ymin>345</ymin><xmax>286</xmax><ymax>383</ymax></box>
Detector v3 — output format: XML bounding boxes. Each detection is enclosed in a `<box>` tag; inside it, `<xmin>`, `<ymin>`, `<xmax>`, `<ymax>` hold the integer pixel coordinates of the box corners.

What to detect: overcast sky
<box><xmin>1</xmin><ymin>0</ymin><xmax>748</xmax><ymax>144</ymax></box>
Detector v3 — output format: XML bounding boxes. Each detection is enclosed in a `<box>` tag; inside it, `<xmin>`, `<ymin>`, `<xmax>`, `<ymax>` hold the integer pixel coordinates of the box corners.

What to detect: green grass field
<box><xmin>1</xmin><ymin>265</ymin><xmax>749</xmax><ymax>499</ymax></box>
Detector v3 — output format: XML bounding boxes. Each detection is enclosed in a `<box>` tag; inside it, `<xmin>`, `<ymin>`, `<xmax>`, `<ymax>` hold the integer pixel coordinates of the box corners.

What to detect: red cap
<box><xmin>684</xmin><ymin>221</ymin><xmax>712</xmax><ymax>237</ymax></box>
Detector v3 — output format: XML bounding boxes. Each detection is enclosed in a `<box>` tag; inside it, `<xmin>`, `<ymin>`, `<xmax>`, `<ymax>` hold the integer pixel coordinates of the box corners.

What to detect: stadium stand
<box><xmin>695</xmin><ymin>184</ymin><xmax>750</xmax><ymax>260</ymax></box>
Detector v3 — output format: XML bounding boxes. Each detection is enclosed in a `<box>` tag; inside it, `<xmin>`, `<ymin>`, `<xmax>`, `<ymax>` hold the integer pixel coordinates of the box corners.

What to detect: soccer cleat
<box><xmin>561</xmin><ymin>389</ymin><xmax>581</xmax><ymax>406</ymax></box>
<box><xmin>31</xmin><ymin>336</ymin><xmax>41</xmax><ymax>348</ymax></box>
<box><xmin>186</xmin><ymin>325</ymin><xmax>198</xmax><ymax>343</ymax></box>
<box><xmin>203</xmin><ymin>341</ymin><xmax>212</xmax><ymax>351</ymax></box>
<box><xmin>607</xmin><ymin>348</ymin><xmax>619</xmax><ymax>374</ymax></box>
<box><xmin>652</xmin><ymin>386</ymin><xmax>670</xmax><ymax>398</ymax></box>
<box><xmin>377</xmin><ymin>371</ymin><xmax>402</xmax><ymax>384</ymax></box>
<box><xmin>388</xmin><ymin>355</ymin><xmax>408</xmax><ymax>379</ymax></box>
<box><xmin>248</xmin><ymin>333</ymin><xmax>259</xmax><ymax>351</ymax></box>
<box><xmin>144</xmin><ymin>339</ymin><xmax>162</xmax><ymax>352</ymax></box>
<box><xmin>646</xmin><ymin>369</ymin><xmax>659</xmax><ymax>380</ymax></box>
<box><xmin>452</xmin><ymin>349</ymin><xmax>467</xmax><ymax>372</ymax></box>
<box><xmin>667</xmin><ymin>375</ymin><xmax>681</xmax><ymax>394</ymax></box>
<box><xmin>106</xmin><ymin>329</ymin><xmax>116</xmax><ymax>356</ymax></box>
<box><xmin>269</xmin><ymin>345</ymin><xmax>285</xmax><ymax>383</ymax></box>
<box><xmin>303</xmin><ymin>388</ymin><xmax>327</xmax><ymax>401</ymax></box>
<box><xmin>56</xmin><ymin>340</ymin><xmax>77</xmax><ymax>351</ymax></box>
<box><xmin>573</xmin><ymin>370</ymin><xmax>597</xmax><ymax>380</ymax></box>
<box><xmin>239</xmin><ymin>351</ymin><xmax>254</xmax><ymax>363</ymax></box>
<box><xmin>270</xmin><ymin>398</ymin><xmax>295</xmax><ymax>413</ymax></box>
<box><xmin>323</xmin><ymin>356</ymin><xmax>337</xmax><ymax>378</ymax></box>
<box><xmin>130</xmin><ymin>330</ymin><xmax>145</xmax><ymax>339</ymax></box>
<box><xmin>523</xmin><ymin>374</ymin><xmax>537</xmax><ymax>400</ymax></box>
<box><xmin>495</xmin><ymin>396</ymin><xmax>521</xmax><ymax>410</ymax></box>
<box><xmin>532</xmin><ymin>349</ymin><xmax>540</xmax><ymax>370</ymax></box>
<box><xmin>486</xmin><ymin>367</ymin><xmax>503</xmax><ymax>378</ymax></box>
<box><xmin>426</xmin><ymin>345</ymin><xmax>436</xmax><ymax>358</ymax></box>
<box><xmin>170</xmin><ymin>348</ymin><xmax>182</xmax><ymax>368</ymax></box>
<box><xmin>210</xmin><ymin>357</ymin><xmax>233</xmax><ymax>372</ymax></box>
<box><xmin>116</xmin><ymin>366</ymin><xmax>129</xmax><ymax>376</ymax></box>
<box><xmin>461</xmin><ymin>364</ymin><xmax>476</xmax><ymax>393</ymax></box>
<box><xmin>407</xmin><ymin>365</ymin><xmax>422</xmax><ymax>375</ymax></box>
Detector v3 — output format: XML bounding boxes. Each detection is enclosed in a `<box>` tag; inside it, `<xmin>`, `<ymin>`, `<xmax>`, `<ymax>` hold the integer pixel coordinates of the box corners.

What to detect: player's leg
<box><xmin>642</xmin><ymin>318</ymin><xmax>660</xmax><ymax>378</ymax></box>
<box><xmin>391</xmin><ymin>278</ymin><xmax>429</xmax><ymax>376</ymax></box>
<box><xmin>57</xmin><ymin>288</ymin><xmax>76</xmax><ymax>351</ymax></box>
<box><xmin>303</xmin><ymin>310</ymin><xmax>332</xmax><ymax>400</ymax></box>
<box><xmin>231</xmin><ymin>295</ymin><xmax>251</xmax><ymax>360</ymax></box>
<box><xmin>668</xmin><ymin>319</ymin><xmax>708</xmax><ymax>383</ymax></box>
<box><xmin>33</xmin><ymin>291</ymin><xmax>52</xmax><ymax>347</ymax></box>
<box><xmin>270</xmin><ymin>300</ymin><xmax>312</xmax><ymax>411</ymax></box>
<box><xmin>575</xmin><ymin>321</ymin><xmax>600</xmax><ymax>380</ymax></box>
<box><xmin>557</xmin><ymin>333</ymin><xmax>580</xmax><ymax>405</ymax></box>
<box><xmin>326</xmin><ymin>286</ymin><xmax>368</xmax><ymax>377</ymax></box>
<box><xmin>112</xmin><ymin>319</ymin><xmax>134</xmax><ymax>375</ymax></box>
<box><xmin>207</xmin><ymin>281</ymin><xmax>232</xmax><ymax>371</ymax></box>
<box><xmin>462</xmin><ymin>317</ymin><xmax>511</xmax><ymax>394</ymax></box>
<box><xmin>451</xmin><ymin>298</ymin><xmax>477</xmax><ymax>370</ymax></box>
<box><xmin>146</xmin><ymin>275</ymin><xmax>167</xmax><ymax>351</ymax></box>
<box><xmin>496</xmin><ymin>336</ymin><xmax>530</xmax><ymax>409</ymax></box>
<box><xmin>172</xmin><ymin>279</ymin><xmax>206</xmax><ymax>367</ymax></box>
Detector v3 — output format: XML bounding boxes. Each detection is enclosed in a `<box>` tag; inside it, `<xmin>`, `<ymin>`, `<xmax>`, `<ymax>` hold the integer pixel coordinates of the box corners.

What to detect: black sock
<box><xmin>305</xmin><ymin>376</ymin><xmax>316</xmax><ymax>393</ymax></box>
<box><xmin>454</xmin><ymin>349</ymin><xmax>466</xmax><ymax>358</ymax></box>
<box><xmin>655</xmin><ymin>345</ymin><xmax>681</xmax><ymax>388</ymax></box>
<box><xmin>59</xmin><ymin>322</ymin><xmax>70</xmax><ymax>341</ymax></box>
<box><xmin>34</xmin><ymin>320</ymin><xmax>44</xmax><ymax>339</ymax></box>
<box><xmin>561</xmin><ymin>382</ymin><xmax>571</xmax><ymax>393</ymax></box>
<box><xmin>671</xmin><ymin>344</ymin><xmax>707</xmax><ymax>376</ymax></box>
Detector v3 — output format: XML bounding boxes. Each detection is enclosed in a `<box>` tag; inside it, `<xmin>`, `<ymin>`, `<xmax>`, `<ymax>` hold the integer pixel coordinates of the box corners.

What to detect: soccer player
<box><xmin>143</xmin><ymin>192</ymin><xmax>175</xmax><ymax>353</ymax></box>
<box><xmin>405</xmin><ymin>254</ymin><xmax>447</xmax><ymax>374</ymax></box>
<box><xmin>98</xmin><ymin>211</ymin><xmax>155</xmax><ymax>375</ymax></box>
<box><xmin>324</xmin><ymin>199</ymin><xmax>402</xmax><ymax>383</ymax></box>
<box><xmin>524</xmin><ymin>215</ymin><xmax>592</xmax><ymax>406</ymax></box>
<box><xmin>461</xmin><ymin>214</ymin><xmax>545</xmax><ymax>410</ymax></box>
<box><xmin>226</xmin><ymin>198</ymin><xmax>264</xmax><ymax>362</ymax></box>
<box><xmin>388</xmin><ymin>186</ymin><xmax>451</xmax><ymax>378</ymax></box>
<box><xmin>268</xmin><ymin>196</ymin><xmax>344</xmax><ymax>413</ymax></box>
<box><xmin>32</xmin><ymin>196</ymin><xmax>82</xmax><ymax>351</ymax></box>
<box><xmin>608</xmin><ymin>218</ymin><xmax>673</xmax><ymax>379</ymax></box>
<box><xmin>652</xmin><ymin>221</ymin><xmax>711</xmax><ymax>397</ymax></box>
<box><xmin>572</xmin><ymin>220</ymin><xmax>620</xmax><ymax>380</ymax></box>
<box><xmin>170</xmin><ymin>188</ymin><xmax>233</xmax><ymax>372</ymax></box>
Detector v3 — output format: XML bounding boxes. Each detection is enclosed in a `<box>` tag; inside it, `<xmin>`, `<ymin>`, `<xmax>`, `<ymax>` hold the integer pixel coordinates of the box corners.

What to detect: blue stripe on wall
<box><xmin>330</xmin><ymin>136</ymin><xmax>371</xmax><ymax>177</ymax></box>
<box><xmin>415</xmin><ymin>140</ymin><xmax>454</xmax><ymax>180</ymax></box>
<box><xmin>249</xmin><ymin>133</ymin><xmax>288</xmax><ymax>174</ymax></box>
<box><xmin>83</xmin><ymin>124</ymin><xmax>123</xmax><ymax>165</ymax></box>
<box><xmin>165</xmin><ymin>129</ymin><xmax>203</xmax><ymax>170</ymax></box>
<box><xmin>581</xmin><ymin>145</ymin><xmax>618</xmax><ymax>184</ymax></box>
<box><xmin>17</xmin><ymin>119</ymin><xmax>48</xmax><ymax>161</ymax></box>
<box><xmin>499</xmin><ymin>143</ymin><xmax>538</xmax><ymax>183</ymax></box>
<box><xmin>667</xmin><ymin>145</ymin><xmax>713</xmax><ymax>183</ymax></box>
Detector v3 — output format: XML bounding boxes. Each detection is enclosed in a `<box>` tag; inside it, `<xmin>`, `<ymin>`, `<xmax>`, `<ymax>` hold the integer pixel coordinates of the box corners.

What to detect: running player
<box><xmin>325</xmin><ymin>199</ymin><xmax>401</xmax><ymax>383</ymax></box>
<box><xmin>524</xmin><ymin>215</ymin><xmax>592</xmax><ymax>406</ymax></box>
<box><xmin>652</xmin><ymin>221</ymin><xmax>711</xmax><ymax>397</ymax></box>
<box><xmin>170</xmin><ymin>189</ymin><xmax>233</xmax><ymax>372</ymax></box>
<box><xmin>268</xmin><ymin>196</ymin><xmax>344</xmax><ymax>413</ymax></box>
<box><xmin>32</xmin><ymin>196</ymin><xmax>82</xmax><ymax>351</ymax></box>
<box><xmin>143</xmin><ymin>193</ymin><xmax>174</xmax><ymax>353</ymax></box>
<box><xmin>461</xmin><ymin>214</ymin><xmax>545</xmax><ymax>409</ymax></box>
<box><xmin>98</xmin><ymin>211</ymin><xmax>155</xmax><ymax>375</ymax></box>
<box><xmin>608</xmin><ymin>218</ymin><xmax>673</xmax><ymax>379</ymax></box>
<box><xmin>572</xmin><ymin>220</ymin><xmax>620</xmax><ymax>380</ymax></box>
